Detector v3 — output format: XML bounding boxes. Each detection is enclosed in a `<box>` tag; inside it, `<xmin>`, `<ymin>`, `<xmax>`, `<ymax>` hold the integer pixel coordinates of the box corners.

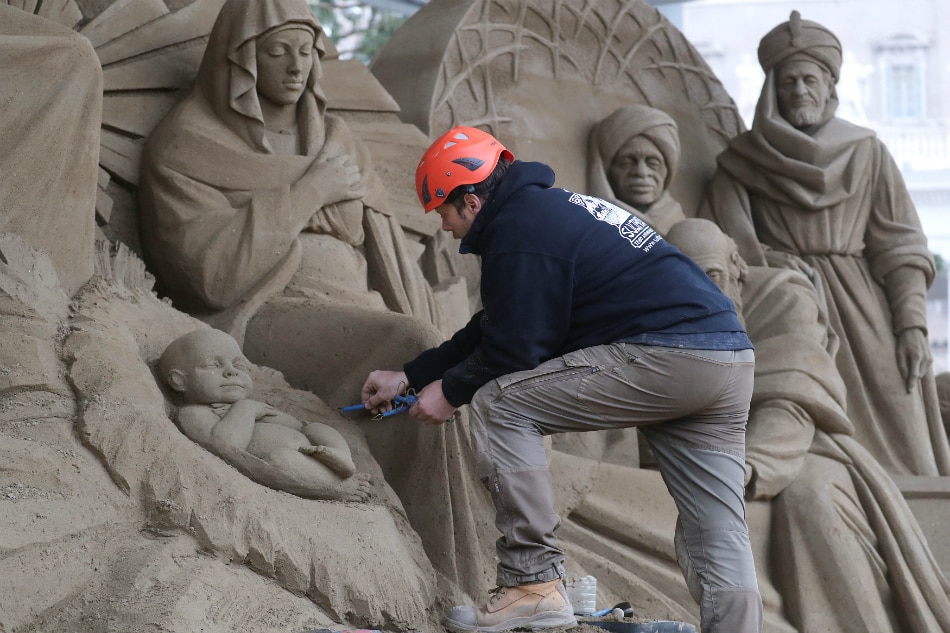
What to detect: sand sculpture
<box><xmin>699</xmin><ymin>11</ymin><xmax>950</xmax><ymax>477</ymax></box>
<box><xmin>1</xmin><ymin>230</ymin><xmax>442</xmax><ymax>630</ymax></box>
<box><xmin>667</xmin><ymin>219</ymin><xmax>950</xmax><ymax>632</ymax></box>
<box><xmin>587</xmin><ymin>105</ymin><xmax>686</xmax><ymax>236</ymax></box>
<box><xmin>3</xmin><ymin>0</ymin><xmax>950</xmax><ymax>631</ymax></box>
<box><xmin>159</xmin><ymin>328</ymin><xmax>372</xmax><ymax>501</ymax></box>
<box><xmin>136</xmin><ymin>0</ymin><xmax>498</xmax><ymax>604</ymax></box>
<box><xmin>137</xmin><ymin>0</ymin><xmax>439</xmax><ymax>364</ymax></box>
<box><xmin>0</xmin><ymin>3</ymin><xmax>100</xmax><ymax>296</ymax></box>
<box><xmin>372</xmin><ymin>2</ymin><xmax>950</xmax><ymax>631</ymax></box>
<box><xmin>0</xmin><ymin>0</ymin><xmax>482</xmax><ymax>630</ymax></box>
<box><xmin>0</xmin><ymin>0</ymin><xmax>470</xmax><ymax>321</ymax></box>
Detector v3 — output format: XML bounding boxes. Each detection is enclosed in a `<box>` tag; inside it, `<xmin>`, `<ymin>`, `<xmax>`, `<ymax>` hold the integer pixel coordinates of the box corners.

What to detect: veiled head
<box><xmin>254</xmin><ymin>25</ymin><xmax>317</xmax><ymax>108</ymax></box>
<box><xmin>195</xmin><ymin>0</ymin><xmax>326</xmax><ymax>150</ymax></box>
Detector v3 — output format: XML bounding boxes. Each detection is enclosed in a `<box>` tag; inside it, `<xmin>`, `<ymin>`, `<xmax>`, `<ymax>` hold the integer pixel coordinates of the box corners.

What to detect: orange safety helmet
<box><xmin>415</xmin><ymin>125</ymin><xmax>514</xmax><ymax>212</ymax></box>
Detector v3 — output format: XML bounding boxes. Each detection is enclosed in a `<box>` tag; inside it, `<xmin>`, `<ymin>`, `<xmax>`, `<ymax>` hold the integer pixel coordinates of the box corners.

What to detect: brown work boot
<box><xmin>444</xmin><ymin>579</ymin><xmax>577</xmax><ymax>633</ymax></box>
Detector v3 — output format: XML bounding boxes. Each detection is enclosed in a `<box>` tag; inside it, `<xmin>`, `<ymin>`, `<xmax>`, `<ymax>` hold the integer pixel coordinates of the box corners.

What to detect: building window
<box><xmin>876</xmin><ymin>34</ymin><xmax>929</xmax><ymax>121</ymax></box>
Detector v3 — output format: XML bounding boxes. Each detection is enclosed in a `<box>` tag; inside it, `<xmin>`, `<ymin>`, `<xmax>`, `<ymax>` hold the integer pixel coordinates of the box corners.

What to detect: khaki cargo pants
<box><xmin>469</xmin><ymin>342</ymin><xmax>762</xmax><ymax>633</ymax></box>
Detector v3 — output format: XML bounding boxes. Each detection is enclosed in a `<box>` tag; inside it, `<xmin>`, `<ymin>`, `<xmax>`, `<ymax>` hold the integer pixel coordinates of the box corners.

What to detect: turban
<box><xmin>589</xmin><ymin>104</ymin><xmax>680</xmax><ymax>190</ymax></box>
<box><xmin>758</xmin><ymin>10</ymin><xmax>842</xmax><ymax>81</ymax></box>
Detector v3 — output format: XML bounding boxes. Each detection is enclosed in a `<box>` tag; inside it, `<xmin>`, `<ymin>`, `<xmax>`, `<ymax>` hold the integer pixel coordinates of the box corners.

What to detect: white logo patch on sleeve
<box><xmin>567</xmin><ymin>192</ymin><xmax>662</xmax><ymax>252</ymax></box>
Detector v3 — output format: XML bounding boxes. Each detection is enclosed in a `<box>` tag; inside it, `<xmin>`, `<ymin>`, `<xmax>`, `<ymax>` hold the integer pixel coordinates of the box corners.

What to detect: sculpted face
<box><xmin>776</xmin><ymin>59</ymin><xmax>833</xmax><ymax>129</ymax></box>
<box><xmin>666</xmin><ymin>220</ymin><xmax>744</xmax><ymax>311</ymax></box>
<box><xmin>696</xmin><ymin>253</ymin><xmax>742</xmax><ymax>306</ymax></box>
<box><xmin>172</xmin><ymin>331</ymin><xmax>254</xmax><ymax>405</ymax></box>
<box><xmin>607</xmin><ymin>135</ymin><xmax>668</xmax><ymax>210</ymax></box>
<box><xmin>255</xmin><ymin>26</ymin><xmax>316</xmax><ymax>107</ymax></box>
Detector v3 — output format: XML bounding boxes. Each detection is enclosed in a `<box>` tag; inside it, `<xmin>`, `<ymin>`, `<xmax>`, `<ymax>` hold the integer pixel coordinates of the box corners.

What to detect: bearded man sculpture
<box><xmin>700</xmin><ymin>11</ymin><xmax>950</xmax><ymax>476</ymax></box>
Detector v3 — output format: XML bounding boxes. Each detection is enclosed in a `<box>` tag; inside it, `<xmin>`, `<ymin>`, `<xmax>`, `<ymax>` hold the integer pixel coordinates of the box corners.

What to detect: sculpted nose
<box><xmin>287</xmin><ymin>53</ymin><xmax>303</xmax><ymax>74</ymax></box>
<box><xmin>222</xmin><ymin>362</ymin><xmax>238</xmax><ymax>377</ymax></box>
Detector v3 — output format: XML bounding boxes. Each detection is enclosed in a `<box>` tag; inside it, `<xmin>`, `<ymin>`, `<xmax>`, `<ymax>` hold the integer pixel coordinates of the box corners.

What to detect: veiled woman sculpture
<box><xmin>139</xmin><ymin>0</ymin><xmax>496</xmax><ymax>601</ymax></box>
<box><xmin>139</xmin><ymin>0</ymin><xmax>441</xmax><ymax>402</ymax></box>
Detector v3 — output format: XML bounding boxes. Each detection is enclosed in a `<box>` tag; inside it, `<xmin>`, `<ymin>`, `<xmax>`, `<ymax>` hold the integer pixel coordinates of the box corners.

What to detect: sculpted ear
<box><xmin>166</xmin><ymin>369</ymin><xmax>187</xmax><ymax>393</ymax></box>
<box><xmin>732</xmin><ymin>250</ymin><xmax>749</xmax><ymax>284</ymax></box>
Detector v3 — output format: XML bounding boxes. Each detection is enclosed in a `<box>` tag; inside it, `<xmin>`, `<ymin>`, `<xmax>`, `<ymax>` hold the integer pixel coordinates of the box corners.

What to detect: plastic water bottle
<box><xmin>566</xmin><ymin>575</ymin><xmax>597</xmax><ymax>615</ymax></box>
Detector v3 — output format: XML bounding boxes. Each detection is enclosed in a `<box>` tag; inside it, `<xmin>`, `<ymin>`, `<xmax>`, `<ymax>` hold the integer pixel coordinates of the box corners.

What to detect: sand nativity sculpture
<box><xmin>2</xmin><ymin>0</ymin><xmax>950</xmax><ymax>632</ymax></box>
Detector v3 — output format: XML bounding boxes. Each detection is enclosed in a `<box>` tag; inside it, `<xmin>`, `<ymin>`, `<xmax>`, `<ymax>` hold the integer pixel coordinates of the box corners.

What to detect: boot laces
<box><xmin>487</xmin><ymin>586</ymin><xmax>508</xmax><ymax>606</ymax></box>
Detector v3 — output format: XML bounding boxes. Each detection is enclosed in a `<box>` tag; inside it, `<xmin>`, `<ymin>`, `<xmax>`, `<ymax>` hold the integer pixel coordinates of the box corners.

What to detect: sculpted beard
<box><xmin>785</xmin><ymin>103</ymin><xmax>824</xmax><ymax>128</ymax></box>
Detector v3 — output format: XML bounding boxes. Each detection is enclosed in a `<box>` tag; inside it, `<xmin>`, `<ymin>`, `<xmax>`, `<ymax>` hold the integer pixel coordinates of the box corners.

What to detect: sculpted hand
<box><xmin>318</xmin><ymin>152</ymin><xmax>363</xmax><ymax>205</ymax></box>
<box><xmin>230</xmin><ymin>399</ymin><xmax>278</xmax><ymax>421</ymax></box>
<box><xmin>764</xmin><ymin>249</ymin><xmax>809</xmax><ymax>275</ymax></box>
<box><xmin>299</xmin><ymin>445</ymin><xmax>356</xmax><ymax>478</ymax></box>
<box><xmin>254</xmin><ymin>402</ymin><xmax>280</xmax><ymax>420</ymax></box>
<box><xmin>897</xmin><ymin>327</ymin><xmax>932</xmax><ymax>393</ymax></box>
<box><xmin>361</xmin><ymin>369</ymin><xmax>409</xmax><ymax>413</ymax></box>
<box><xmin>409</xmin><ymin>380</ymin><xmax>457</xmax><ymax>426</ymax></box>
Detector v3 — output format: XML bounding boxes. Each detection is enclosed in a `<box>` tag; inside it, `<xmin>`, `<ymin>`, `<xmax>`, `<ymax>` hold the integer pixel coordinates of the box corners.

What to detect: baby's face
<box><xmin>178</xmin><ymin>333</ymin><xmax>253</xmax><ymax>405</ymax></box>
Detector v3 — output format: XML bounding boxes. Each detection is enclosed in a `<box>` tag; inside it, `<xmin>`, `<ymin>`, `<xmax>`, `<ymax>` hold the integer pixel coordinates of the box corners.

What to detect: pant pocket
<box><xmin>494</xmin><ymin>361</ymin><xmax>594</xmax><ymax>396</ymax></box>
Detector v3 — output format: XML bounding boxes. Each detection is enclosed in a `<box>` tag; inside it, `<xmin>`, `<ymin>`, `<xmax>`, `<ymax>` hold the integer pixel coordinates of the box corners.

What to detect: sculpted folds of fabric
<box><xmin>700</xmin><ymin>74</ymin><xmax>950</xmax><ymax>476</ymax></box>
<box><xmin>557</xmin><ymin>262</ymin><xmax>950</xmax><ymax>632</ymax></box>
<box><xmin>139</xmin><ymin>0</ymin><xmax>437</xmax><ymax>339</ymax></box>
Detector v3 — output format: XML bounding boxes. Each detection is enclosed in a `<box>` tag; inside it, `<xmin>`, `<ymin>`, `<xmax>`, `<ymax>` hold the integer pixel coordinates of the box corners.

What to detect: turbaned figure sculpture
<box><xmin>699</xmin><ymin>11</ymin><xmax>950</xmax><ymax>476</ymax></box>
<box><xmin>587</xmin><ymin>104</ymin><xmax>686</xmax><ymax>237</ymax></box>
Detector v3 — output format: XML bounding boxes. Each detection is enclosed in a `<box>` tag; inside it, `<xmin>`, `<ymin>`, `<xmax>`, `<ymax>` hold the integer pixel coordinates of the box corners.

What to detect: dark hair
<box><xmin>447</xmin><ymin>156</ymin><xmax>513</xmax><ymax>210</ymax></box>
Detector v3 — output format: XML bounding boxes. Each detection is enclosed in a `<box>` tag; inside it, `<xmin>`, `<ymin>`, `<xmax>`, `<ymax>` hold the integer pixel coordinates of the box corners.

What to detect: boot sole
<box><xmin>445</xmin><ymin>611</ymin><xmax>578</xmax><ymax>633</ymax></box>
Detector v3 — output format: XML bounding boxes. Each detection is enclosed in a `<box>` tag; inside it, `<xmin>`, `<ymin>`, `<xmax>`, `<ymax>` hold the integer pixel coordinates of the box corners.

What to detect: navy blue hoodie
<box><xmin>405</xmin><ymin>161</ymin><xmax>751</xmax><ymax>406</ymax></box>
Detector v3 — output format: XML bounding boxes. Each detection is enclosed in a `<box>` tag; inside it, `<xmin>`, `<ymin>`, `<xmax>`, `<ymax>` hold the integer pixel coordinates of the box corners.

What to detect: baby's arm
<box><xmin>177</xmin><ymin>400</ymin><xmax>270</xmax><ymax>452</ymax></box>
<box><xmin>299</xmin><ymin>423</ymin><xmax>356</xmax><ymax>478</ymax></box>
<box><xmin>177</xmin><ymin>405</ymin><xmax>224</xmax><ymax>446</ymax></box>
<box><xmin>262</xmin><ymin>409</ymin><xmax>304</xmax><ymax>430</ymax></box>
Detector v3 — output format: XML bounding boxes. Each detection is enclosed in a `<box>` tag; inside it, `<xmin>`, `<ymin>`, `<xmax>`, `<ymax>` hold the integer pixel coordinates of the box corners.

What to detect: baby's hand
<box><xmin>227</xmin><ymin>399</ymin><xmax>277</xmax><ymax>421</ymax></box>
<box><xmin>252</xmin><ymin>402</ymin><xmax>280</xmax><ymax>421</ymax></box>
<box><xmin>299</xmin><ymin>445</ymin><xmax>356</xmax><ymax>478</ymax></box>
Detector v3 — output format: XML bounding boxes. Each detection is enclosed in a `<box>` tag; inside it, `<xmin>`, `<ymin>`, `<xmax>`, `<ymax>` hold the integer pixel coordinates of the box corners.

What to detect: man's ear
<box><xmin>166</xmin><ymin>369</ymin><xmax>187</xmax><ymax>393</ymax></box>
<box><xmin>463</xmin><ymin>192</ymin><xmax>483</xmax><ymax>215</ymax></box>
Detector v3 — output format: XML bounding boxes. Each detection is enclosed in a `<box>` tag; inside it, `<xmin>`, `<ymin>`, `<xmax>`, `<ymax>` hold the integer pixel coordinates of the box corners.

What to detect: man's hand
<box><xmin>361</xmin><ymin>370</ymin><xmax>409</xmax><ymax>413</ymax></box>
<box><xmin>896</xmin><ymin>327</ymin><xmax>932</xmax><ymax>393</ymax></box>
<box><xmin>410</xmin><ymin>380</ymin><xmax>457</xmax><ymax>426</ymax></box>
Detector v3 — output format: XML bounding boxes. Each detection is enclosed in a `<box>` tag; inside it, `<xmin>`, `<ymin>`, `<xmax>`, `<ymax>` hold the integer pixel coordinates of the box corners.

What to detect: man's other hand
<box><xmin>410</xmin><ymin>380</ymin><xmax>457</xmax><ymax>426</ymax></box>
